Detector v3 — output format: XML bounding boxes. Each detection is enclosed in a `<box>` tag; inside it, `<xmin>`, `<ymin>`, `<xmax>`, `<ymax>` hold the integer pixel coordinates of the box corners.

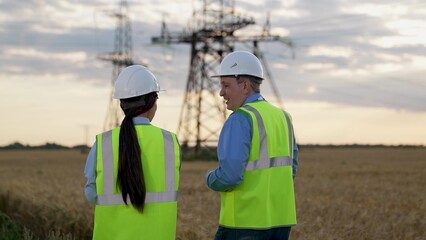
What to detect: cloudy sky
<box><xmin>1</xmin><ymin>0</ymin><xmax>425</xmax><ymax>147</ymax></box>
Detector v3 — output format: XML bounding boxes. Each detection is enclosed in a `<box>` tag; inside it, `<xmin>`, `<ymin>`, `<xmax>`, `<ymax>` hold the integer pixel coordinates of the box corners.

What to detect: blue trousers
<box><xmin>214</xmin><ymin>226</ymin><xmax>291</xmax><ymax>240</ymax></box>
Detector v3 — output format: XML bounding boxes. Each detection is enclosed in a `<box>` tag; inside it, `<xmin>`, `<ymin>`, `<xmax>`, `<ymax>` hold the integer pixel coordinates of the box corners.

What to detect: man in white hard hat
<box><xmin>206</xmin><ymin>51</ymin><xmax>299</xmax><ymax>240</ymax></box>
<box><xmin>84</xmin><ymin>65</ymin><xmax>181</xmax><ymax>240</ymax></box>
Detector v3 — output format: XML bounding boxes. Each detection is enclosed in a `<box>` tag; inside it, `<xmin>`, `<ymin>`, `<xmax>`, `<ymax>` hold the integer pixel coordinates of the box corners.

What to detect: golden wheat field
<box><xmin>0</xmin><ymin>147</ymin><xmax>425</xmax><ymax>240</ymax></box>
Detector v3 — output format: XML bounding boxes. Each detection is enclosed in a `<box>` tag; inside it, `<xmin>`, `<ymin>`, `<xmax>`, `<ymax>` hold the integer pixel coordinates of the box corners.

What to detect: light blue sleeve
<box><xmin>293</xmin><ymin>137</ymin><xmax>299</xmax><ymax>178</ymax></box>
<box><xmin>205</xmin><ymin>111</ymin><xmax>252</xmax><ymax>192</ymax></box>
<box><xmin>84</xmin><ymin>143</ymin><xmax>97</xmax><ymax>204</ymax></box>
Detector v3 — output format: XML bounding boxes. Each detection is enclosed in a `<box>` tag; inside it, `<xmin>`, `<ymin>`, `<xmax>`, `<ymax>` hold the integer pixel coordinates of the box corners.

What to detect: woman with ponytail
<box><xmin>84</xmin><ymin>65</ymin><xmax>181</xmax><ymax>240</ymax></box>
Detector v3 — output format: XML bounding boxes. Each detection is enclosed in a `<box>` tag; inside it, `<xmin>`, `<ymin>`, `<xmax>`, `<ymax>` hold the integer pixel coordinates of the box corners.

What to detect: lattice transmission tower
<box><xmin>152</xmin><ymin>0</ymin><xmax>293</xmax><ymax>153</ymax></box>
<box><xmin>97</xmin><ymin>0</ymin><xmax>135</xmax><ymax>130</ymax></box>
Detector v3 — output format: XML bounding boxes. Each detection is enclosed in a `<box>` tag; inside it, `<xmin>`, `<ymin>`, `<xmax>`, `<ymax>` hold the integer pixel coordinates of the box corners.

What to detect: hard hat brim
<box><xmin>113</xmin><ymin>89</ymin><xmax>166</xmax><ymax>99</ymax></box>
<box><xmin>210</xmin><ymin>74</ymin><xmax>264</xmax><ymax>79</ymax></box>
<box><xmin>210</xmin><ymin>74</ymin><xmax>238</xmax><ymax>78</ymax></box>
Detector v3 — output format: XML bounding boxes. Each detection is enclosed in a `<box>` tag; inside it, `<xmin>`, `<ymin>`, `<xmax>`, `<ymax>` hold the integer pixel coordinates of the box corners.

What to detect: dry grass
<box><xmin>293</xmin><ymin>147</ymin><xmax>426</xmax><ymax>240</ymax></box>
<box><xmin>0</xmin><ymin>148</ymin><xmax>425</xmax><ymax>239</ymax></box>
<box><xmin>0</xmin><ymin>150</ymin><xmax>92</xmax><ymax>239</ymax></box>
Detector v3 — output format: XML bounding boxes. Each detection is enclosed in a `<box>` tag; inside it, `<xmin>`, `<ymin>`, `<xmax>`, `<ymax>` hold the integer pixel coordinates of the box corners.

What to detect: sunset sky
<box><xmin>0</xmin><ymin>0</ymin><xmax>425</xmax><ymax>147</ymax></box>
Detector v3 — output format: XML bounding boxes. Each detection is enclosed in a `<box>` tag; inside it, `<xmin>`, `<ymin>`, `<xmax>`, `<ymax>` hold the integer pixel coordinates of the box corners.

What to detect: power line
<box><xmin>282</xmin><ymin>14</ymin><xmax>367</xmax><ymax>28</ymax></box>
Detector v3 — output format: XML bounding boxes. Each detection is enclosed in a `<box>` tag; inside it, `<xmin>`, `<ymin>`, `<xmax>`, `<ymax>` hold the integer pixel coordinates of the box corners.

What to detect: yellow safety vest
<box><xmin>93</xmin><ymin>125</ymin><xmax>180</xmax><ymax>240</ymax></box>
<box><xmin>219</xmin><ymin>101</ymin><xmax>297</xmax><ymax>228</ymax></box>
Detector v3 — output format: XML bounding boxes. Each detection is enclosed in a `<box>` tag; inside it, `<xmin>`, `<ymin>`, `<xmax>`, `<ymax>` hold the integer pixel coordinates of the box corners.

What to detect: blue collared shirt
<box><xmin>83</xmin><ymin>117</ymin><xmax>152</xmax><ymax>204</ymax></box>
<box><xmin>205</xmin><ymin>93</ymin><xmax>299</xmax><ymax>192</ymax></box>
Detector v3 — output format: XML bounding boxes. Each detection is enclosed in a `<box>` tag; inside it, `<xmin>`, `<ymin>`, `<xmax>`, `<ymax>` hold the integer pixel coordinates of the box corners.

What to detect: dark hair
<box><xmin>116</xmin><ymin>92</ymin><xmax>158</xmax><ymax>213</ymax></box>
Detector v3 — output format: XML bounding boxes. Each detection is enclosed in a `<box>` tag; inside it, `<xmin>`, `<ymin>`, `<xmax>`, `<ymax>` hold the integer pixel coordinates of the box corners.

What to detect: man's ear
<box><xmin>243</xmin><ymin>80</ymin><xmax>251</xmax><ymax>93</ymax></box>
<box><xmin>243</xmin><ymin>79</ymin><xmax>248</xmax><ymax>90</ymax></box>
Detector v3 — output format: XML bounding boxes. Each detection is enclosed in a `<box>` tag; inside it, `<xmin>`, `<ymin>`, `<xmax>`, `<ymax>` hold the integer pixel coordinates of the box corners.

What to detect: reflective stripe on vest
<box><xmin>97</xmin><ymin>192</ymin><xmax>177</xmax><ymax>205</ymax></box>
<box><xmin>97</xmin><ymin>128</ymin><xmax>177</xmax><ymax>206</ymax></box>
<box><xmin>243</xmin><ymin>105</ymin><xmax>293</xmax><ymax>171</ymax></box>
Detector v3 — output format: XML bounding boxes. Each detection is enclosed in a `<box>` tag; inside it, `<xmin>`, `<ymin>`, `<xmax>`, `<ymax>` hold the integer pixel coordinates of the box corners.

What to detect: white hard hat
<box><xmin>211</xmin><ymin>51</ymin><xmax>264</xmax><ymax>79</ymax></box>
<box><xmin>113</xmin><ymin>65</ymin><xmax>161</xmax><ymax>99</ymax></box>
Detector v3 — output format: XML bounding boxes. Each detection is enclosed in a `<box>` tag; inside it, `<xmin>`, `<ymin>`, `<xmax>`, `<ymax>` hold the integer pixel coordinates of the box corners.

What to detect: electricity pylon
<box><xmin>97</xmin><ymin>0</ymin><xmax>134</xmax><ymax>130</ymax></box>
<box><xmin>152</xmin><ymin>0</ymin><xmax>293</xmax><ymax>154</ymax></box>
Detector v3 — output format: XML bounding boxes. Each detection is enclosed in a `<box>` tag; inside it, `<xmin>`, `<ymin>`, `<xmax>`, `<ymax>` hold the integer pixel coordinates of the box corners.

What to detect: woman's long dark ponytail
<box><xmin>116</xmin><ymin>92</ymin><xmax>157</xmax><ymax>213</ymax></box>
